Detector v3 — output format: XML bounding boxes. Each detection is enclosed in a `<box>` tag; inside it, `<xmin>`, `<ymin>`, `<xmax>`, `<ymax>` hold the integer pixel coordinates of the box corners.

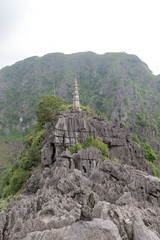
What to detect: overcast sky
<box><xmin>0</xmin><ymin>0</ymin><xmax>160</xmax><ymax>74</ymax></box>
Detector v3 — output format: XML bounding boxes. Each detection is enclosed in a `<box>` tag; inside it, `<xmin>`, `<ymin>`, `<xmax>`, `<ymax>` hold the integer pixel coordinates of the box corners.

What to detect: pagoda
<box><xmin>73</xmin><ymin>78</ymin><xmax>81</xmax><ymax>111</ymax></box>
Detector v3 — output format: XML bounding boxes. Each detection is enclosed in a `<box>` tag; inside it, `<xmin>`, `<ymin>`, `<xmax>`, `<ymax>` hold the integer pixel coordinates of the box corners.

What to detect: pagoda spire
<box><xmin>73</xmin><ymin>78</ymin><xmax>81</xmax><ymax>111</ymax></box>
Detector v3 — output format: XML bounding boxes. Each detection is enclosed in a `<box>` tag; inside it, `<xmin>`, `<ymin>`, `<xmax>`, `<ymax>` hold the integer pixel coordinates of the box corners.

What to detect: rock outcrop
<box><xmin>0</xmin><ymin>110</ymin><xmax>159</xmax><ymax>240</ymax></box>
<box><xmin>42</xmin><ymin>110</ymin><xmax>151</xmax><ymax>174</ymax></box>
<box><xmin>0</xmin><ymin>159</ymin><xmax>160</xmax><ymax>240</ymax></box>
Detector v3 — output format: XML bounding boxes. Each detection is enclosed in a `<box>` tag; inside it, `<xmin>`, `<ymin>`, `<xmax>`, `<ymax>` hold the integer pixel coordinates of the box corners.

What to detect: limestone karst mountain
<box><xmin>0</xmin><ymin>110</ymin><xmax>160</xmax><ymax>240</ymax></box>
<box><xmin>0</xmin><ymin>51</ymin><xmax>160</xmax><ymax>187</ymax></box>
<box><xmin>0</xmin><ymin>51</ymin><xmax>160</xmax><ymax>151</ymax></box>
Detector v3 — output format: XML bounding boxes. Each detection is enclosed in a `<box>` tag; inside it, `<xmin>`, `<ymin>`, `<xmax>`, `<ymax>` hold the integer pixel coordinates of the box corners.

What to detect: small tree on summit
<box><xmin>36</xmin><ymin>95</ymin><xmax>64</xmax><ymax>127</ymax></box>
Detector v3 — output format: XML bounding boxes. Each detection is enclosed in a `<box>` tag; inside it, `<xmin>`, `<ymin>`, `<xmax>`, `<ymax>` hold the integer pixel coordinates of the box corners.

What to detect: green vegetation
<box><xmin>0</xmin><ymin>131</ymin><xmax>24</xmax><ymax>143</ymax></box>
<box><xmin>132</xmin><ymin>133</ymin><xmax>160</xmax><ymax>177</ymax></box>
<box><xmin>141</xmin><ymin>142</ymin><xmax>158</xmax><ymax>163</ymax></box>
<box><xmin>1</xmin><ymin>95</ymin><xmax>65</xmax><ymax>198</ymax></box>
<box><xmin>0</xmin><ymin>195</ymin><xmax>14</xmax><ymax>211</ymax></box>
<box><xmin>132</xmin><ymin>133</ymin><xmax>141</xmax><ymax>147</ymax></box>
<box><xmin>148</xmin><ymin>161</ymin><xmax>160</xmax><ymax>178</ymax></box>
<box><xmin>0</xmin><ymin>51</ymin><xmax>160</xmax><ymax>194</ymax></box>
<box><xmin>110</xmin><ymin>156</ymin><xmax>121</xmax><ymax>163</ymax></box>
<box><xmin>80</xmin><ymin>105</ymin><xmax>95</xmax><ymax>113</ymax></box>
<box><xmin>2</xmin><ymin>127</ymin><xmax>45</xmax><ymax>198</ymax></box>
<box><xmin>0</xmin><ymin>52</ymin><xmax>159</xmax><ymax>153</ymax></box>
<box><xmin>96</xmin><ymin>110</ymin><xmax>109</xmax><ymax>122</ymax></box>
<box><xmin>36</xmin><ymin>95</ymin><xmax>64</xmax><ymax>127</ymax></box>
<box><xmin>59</xmin><ymin>104</ymin><xmax>95</xmax><ymax>114</ymax></box>
<box><xmin>132</xmin><ymin>133</ymin><xmax>158</xmax><ymax>162</ymax></box>
<box><xmin>69</xmin><ymin>137</ymin><xmax>123</xmax><ymax>163</ymax></box>
<box><xmin>121</xmin><ymin>122</ymin><xmax>128</xmax><ymax>129</ymax></box>
<box><xmin>1</xmin><ymin>96</ymin><xmax>103</xmax><ymax>198</ymax></box>
<box><xmin>69</xmin><ymin>142</ymin><xmax>83</xmax><ymax>153</ymax></box>
<box><xmin>69</xmin><ymin>136</ymin><xmax>109</xmax><ymax>160</ymax></box>
<box><xmin>0</xmin><ymin>141</ymin><xmax>24</xmax><ymax>197</ymax></box>
<box><xmin>136</xmin><ymin>112</ymin><xmax>148</xmax><ymax>128</ymax></box>
<box><xmin>143</xmin><ymin>143</ymin><xmax>160</xmax><ymax>178</ymax></box>
<box><xmin>123</xmin><ymin>97</ymin><xmax>128</xmax><ymax>105</ymax></box>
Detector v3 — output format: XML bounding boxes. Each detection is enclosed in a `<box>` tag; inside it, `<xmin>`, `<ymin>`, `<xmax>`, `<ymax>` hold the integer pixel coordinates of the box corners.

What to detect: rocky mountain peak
<box><xmin>42</xmin><ymin>110</ymin><xmax>151</xmax><ymax>174</ymax></box>
<box><xmin>0</xmin><ymin>110</ymin><xmax>160</xmax><ymax>240</ymax></box>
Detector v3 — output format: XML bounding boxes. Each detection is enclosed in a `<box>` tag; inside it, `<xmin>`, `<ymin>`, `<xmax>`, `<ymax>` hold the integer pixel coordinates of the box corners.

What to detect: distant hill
<box><xmin>0</xmin><ymin>51</ymin><xmax>160</xmax><ymax>151</ymax></box>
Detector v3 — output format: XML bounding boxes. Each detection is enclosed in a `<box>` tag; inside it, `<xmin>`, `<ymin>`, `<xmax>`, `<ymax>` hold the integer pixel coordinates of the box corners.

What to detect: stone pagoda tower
<box><xmin>73</xmin><ymin>78</ymin><xmax>81</xmax><ymax>111</ymax></box>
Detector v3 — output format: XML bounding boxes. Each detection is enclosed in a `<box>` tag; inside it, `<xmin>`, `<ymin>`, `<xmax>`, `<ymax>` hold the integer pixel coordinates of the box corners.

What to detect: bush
<box><xmin>69</xmin><ymin>136</ymin><xmax>109</xmax><ymax>159</ymax></box>
<box><xmin>3</xmin><ymin>170</ymin><xmax>31</xmax><ymax>197</ymax></box>
<box><xmin>132</xmin><ymin>133</ymin><xmax>140</xmax><ymax>144</ymax></box>
<box><xmin>1</xmin><ymin>94</ymin><xmax>49</xmax><ymax>198</ymax></box>
<box><xmin>147</xmin><ymin>161</ymin><xmax>160</xmax><ymax>178</ymax></box>
<box><xmin>82</xmin><ymin>136</ymin><xmax>108</xmax><ymax>157</ymax></box>
<box><xmin>132</xmin><ymin>133</ymin><xmax>141</xmax><ymax>147</ymax></box>
<box><xmin>36</xmin><ymin>95</ymin><xmax>64</xmax><ymax>127</ymax></box>
<box><xmin>142</xmin><ymin>142</ymin><xmax>158</xmax><ymax>163</ymax></box>
<box><xmin>80</xmin><ymin>105</ymin><xmax>95</xmax><ymax>114</ymax></box>
<box><xmin>59</xmin><ymin>104</ymin><xmax>69</xmax><ymax>112</ymax></box>
<box><xmin>69</xmin><ymin>142</ymin><xmax>83</xmax><ymax>154</ymax></box>
<box><xmin>2</xmin><ymin>128</ymin><xmax>46</xmax><ymax>198</ymax></box>
<box><xmin>59</xmin><ymin>104</ymin><xmax>95</xmax><ymax>114</ymax></box>
<box><xmin>136</xmin><ymin>112</ymin><xmax>148</xmax><ymax>127</ymax></box>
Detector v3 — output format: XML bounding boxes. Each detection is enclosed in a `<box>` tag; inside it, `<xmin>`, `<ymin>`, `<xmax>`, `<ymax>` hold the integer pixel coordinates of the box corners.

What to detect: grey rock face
<box><xmin>21</xmin><ymin>219</ymin><xmax>122</xmax><ymax>240</ymax></box>
<box><xmin>0</xmin><ymin>212</ymin><xmax>6</xmax><ymax>240</ymax></box>
<box><xmin>133</xmin><ymin>215</ymin><xmax>160</xmax><ymax>240</ymax></box>
<box><xmin>89</xmin><ymin>116</ymin><xmax>151</xmax><ymax>173</ymax></box>
<box><xmin>0</xmin><ymin>160</ymin><xmax>160</xmax><ymax>240</ymax></box>
<box><xmin>42</xmin><ymin>111</ymin><xmax>96</xmax><ymax>166</ymax></box>
<box><xmin>55</xmin><ymin>147</ymin><xmax>101</xmax><ymax>175</ymax></box>
<box><xmin>64</xmin><ymin>218</ymin><xmax>122</xmax><ymax>240</ymax></box>
<box><xmin>73</xmin><ymin>147</ymin><xmax>101</xmax><ymax>174</ymax></box>
<box><xmin>0</xmin><ymin>111</ymin><xmax>160</xmax><ymax>240</ymax></box>
<box><xmin>42</xmin><ymin>110</ymin><xmax>151</xmax><ymax>174</ymax></box>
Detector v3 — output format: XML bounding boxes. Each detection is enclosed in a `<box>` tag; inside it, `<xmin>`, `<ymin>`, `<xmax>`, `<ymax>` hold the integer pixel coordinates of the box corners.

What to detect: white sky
<box><xmin>0</xmin><ymin>0</ymin><xmax>160</xmax><ymax>75</ymax></box>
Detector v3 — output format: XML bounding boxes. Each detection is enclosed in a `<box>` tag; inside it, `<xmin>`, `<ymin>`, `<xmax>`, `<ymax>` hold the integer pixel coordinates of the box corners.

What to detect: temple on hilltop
<box><xmin>73</xmin><ymin>78</ymin><xmax>81</xmax><ymax>111</ymax></box>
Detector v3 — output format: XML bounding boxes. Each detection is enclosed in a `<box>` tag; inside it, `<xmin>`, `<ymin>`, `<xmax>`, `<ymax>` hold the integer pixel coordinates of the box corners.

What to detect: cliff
<box><xmin>0</xmin><ymin>110</ymin><xmax>160</xmax><ymax>240</ymax></box>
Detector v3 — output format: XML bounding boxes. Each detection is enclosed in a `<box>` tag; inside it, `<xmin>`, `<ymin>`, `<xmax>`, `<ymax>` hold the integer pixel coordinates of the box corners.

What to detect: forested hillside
<box><xmin>0</xmin><ymin>51</ymin><xmax>160</xmax><ymax>151</ymax></box>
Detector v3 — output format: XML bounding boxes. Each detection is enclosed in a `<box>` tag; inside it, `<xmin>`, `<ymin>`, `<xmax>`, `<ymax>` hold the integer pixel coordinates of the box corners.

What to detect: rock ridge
<box><xmin>42</xmin><ymin>110</ymin><xmax>151</xmax><ymax>174</ymax></box>
<box><xmin>0</xmin><ymin>159</ymin><xmax>160</xmax><ymax>240</ymax></box>
<box><xmin>0</xmin><ymin>110</ymin><xmax>159</xmax><ymax>240</ymax></box>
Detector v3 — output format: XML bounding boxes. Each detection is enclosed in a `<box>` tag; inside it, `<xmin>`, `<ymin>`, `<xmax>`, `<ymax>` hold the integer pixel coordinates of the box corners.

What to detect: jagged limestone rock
<box><xmin>0</xmin><ymin>110</ymin><xmax>160</xmax><ymax>240</ymax></box>
<box><xmin>42</xmin><ymin>111</ymin><xmax>96</xmax><ymax>166</ymax></box>
<box><xmin>21</xmin><ymin>219</ymin><xmax>122</xmax><ymax>240</ymax></box>
<box><xmin>0</xmin><ymin>159</ymin><xmax>160</xmax><ymax>240</ymax></box>
<box><xmin>133</xmin><ymin>215</ymin><xmax>160</xmax><ymax>240</ymax></box>
<box><xmin>42</xmin><ymin>110</ymin><xmax>151</xmax><ymax>174</ymax></box>
<box><xmin>73</xmin><ymin>147</ymin><xmax>101</xmax><ymax>174</ymax></box>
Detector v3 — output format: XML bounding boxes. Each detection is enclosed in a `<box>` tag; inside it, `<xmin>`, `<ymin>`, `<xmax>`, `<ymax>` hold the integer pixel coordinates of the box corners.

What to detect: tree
<box><xmin>142</xmin><ymin>142</ymin><xmax>158</xmax><ymax>163</ymax></box>
<box><xmin>36</xmin><ymin>95</ymin><xmax>64</xmax><ymax>126</ymax></box>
